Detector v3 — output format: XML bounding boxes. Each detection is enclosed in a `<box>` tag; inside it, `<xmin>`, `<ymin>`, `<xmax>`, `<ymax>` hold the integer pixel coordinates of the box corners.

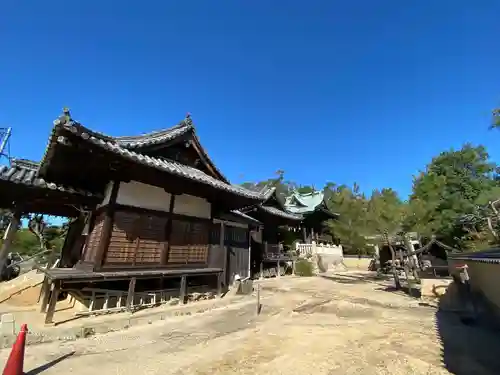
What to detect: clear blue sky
<box><xmin>1</xmin><ymin>1</ymin><xmax>500</xmax><ymax>199</ymax></box>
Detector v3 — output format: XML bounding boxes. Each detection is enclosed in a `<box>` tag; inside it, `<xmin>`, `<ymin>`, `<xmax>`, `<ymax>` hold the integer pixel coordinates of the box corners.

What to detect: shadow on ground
<box><xmin>25</xmin><ymin>352</ymin><xmax>75</xmax><ymax>374</ymax></box>
<box><xmin>319</xmin><ymin>274</ymin><xmax>391</xmax><ymax>285</ymax></box>
<box><xmin>376</xmin><ymin>285</ymin><xmax>422</xmax><ymax>298</ymax></box>
<box><xmin>435</xmin><ymin>287</ymin><xmax>500</xmax><ymax>374</ymax></box>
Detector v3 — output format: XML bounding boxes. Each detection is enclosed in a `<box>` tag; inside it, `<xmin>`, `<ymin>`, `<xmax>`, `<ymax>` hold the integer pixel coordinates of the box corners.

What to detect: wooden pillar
<box><xmin>292</xmin><ymin>260</ymin><xmax>296</xmax><ymax>276</ymax></box>
<box><xmin>179</xmin><ymin>275</ymin><xmax>187</xmax><ymax>304</ymax></box>
<box><xmin>217</xmin><ymin>272</ymin><xmax>223</xmax><ymax>298</ymax></box>
<box><xmin>276</xmin><ymin>260</ymin><xmax>280</xmax><ymax>278</ymax></box>
<box><xmin>162</xmin><ymin>194</ymin><xmax>176</xmax><ymax>265</ymax></box>
<box><xmin>259</xmin><ymin>262</ymin><xmax>264</xmax><ymax>280</ymax></box>
<box><xmin>247</xmin><ymin>231</ymin><xmax>252</xmax><ymax>280</ymax></box>
<box><xmin>39</xmin><ymin>276</ymin><xmax>51</xmax><ymax>312</ymax></box>
<box><xmin>220</xmin><ymin>222</ymin><xmax>227</xmax><ymax>286</ymax></box>
<box><xmin>126</xmin><ymin>277</ymin><xmax>136</xmax><ymax>311</ymax></box>
<box><xmin>302</xmin><ymin>227</ymin><xmax>307</xmax><ymax>243</ymax></box>
<box><xmin>95</xmin><ymin>181</ymin><xmax>120</xmax><ymax>270</ymax></box>
<box><xmin>44</xmin><ymin>280</ymin><xmax>61</xmax><ymax>324</ymax></box>
<box><xmin>0</xmin><ymin>209</ymin><xmax>22</xmax><ymax>274</ymax></box>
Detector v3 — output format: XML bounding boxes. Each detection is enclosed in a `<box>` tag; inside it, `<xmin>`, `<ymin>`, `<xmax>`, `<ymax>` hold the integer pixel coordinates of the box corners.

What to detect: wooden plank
<box><xmin>95</xmin><ymin>181</ymin><xmax>121</xmax><ymax>269</ymax></box>
<box><xmin>0</xmin><ymin>209</ymin><xmax>22</xmax><ymax>273</ymax></box>
<box><xmin>38</xmin><ymin>276</ymin><xmax>51</xmax><ymax>313</ymax></box>
<box><xmin>217</xmin><ymin>272</ymin><xmax>223</xmax><ymax>298</ymax></box>
<box><xmin>163</xmin><ymin>194</ymin><xmax>176</xmax><ymax>265</ymax></box>
<box><xmin>44</xmin><ymin>280</ymin><xmax>61</xmax><ymax>324</ymax></box>
<box><xmin>180</xmin><ymin>275</ymin><xmax>187</xmax><ymax>304</ymax></box>
<box><xmin>126</xmin><ymin>277</ymin><xmax>136</xmax><ymax>311</ymax></box>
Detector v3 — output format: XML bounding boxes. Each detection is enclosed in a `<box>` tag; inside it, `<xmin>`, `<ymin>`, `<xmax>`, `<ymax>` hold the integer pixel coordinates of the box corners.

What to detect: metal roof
<box><xmin>284</xmin><ymin>191</ymin><xmax>339</xmax><ymax>217</ymax></box>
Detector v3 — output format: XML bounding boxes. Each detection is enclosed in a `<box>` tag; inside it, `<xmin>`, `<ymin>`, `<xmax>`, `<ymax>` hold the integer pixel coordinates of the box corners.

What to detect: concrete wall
<box><xmin>448</xmin><ymin>258</ymin><xmax>500</xmax><ymax>314</ymax></box>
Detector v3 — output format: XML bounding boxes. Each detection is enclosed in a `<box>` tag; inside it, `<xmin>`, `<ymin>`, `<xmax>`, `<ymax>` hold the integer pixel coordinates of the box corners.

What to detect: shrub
<box><xmin>294</xmin><ymin>259</ymin><xmax>314</xmax><ymax>277</ymax></box>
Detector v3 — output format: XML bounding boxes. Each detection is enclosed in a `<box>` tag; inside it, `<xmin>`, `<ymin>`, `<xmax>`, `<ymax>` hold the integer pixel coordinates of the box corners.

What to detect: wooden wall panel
<box><xmin>168</xmin><ymin>218</ymin><xmax>210</xmax><ymax>264</ymax></box>
<box><xmin>104</xmin><ymin>211</ymin><xmax>167</xmax><ymax>265</ymax></box>
<box><xmin>82</xmin><ymin>214</ymin><xmax>104</xmax><ymax>263</ymax></box>
<box><xmin>225</xmin><ymin>226</ymin><xmax>250</xmax><ymax>282</ymax></box>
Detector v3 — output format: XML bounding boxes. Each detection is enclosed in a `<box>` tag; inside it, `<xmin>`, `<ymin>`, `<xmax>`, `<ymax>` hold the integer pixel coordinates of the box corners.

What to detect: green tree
<box><xmin>326</xmin><ymin>184</ymin><xmax>372</xmax><ymax>255</ymax></box>
<box><xmin>367</xmin><ymin>188</ymin><xmax>405</xmax><ymax>236</ymax></box>
<box><xmin>406</xmin><ymin>144</ymin><xmax>499</xmax><ymax>247</ymax></box>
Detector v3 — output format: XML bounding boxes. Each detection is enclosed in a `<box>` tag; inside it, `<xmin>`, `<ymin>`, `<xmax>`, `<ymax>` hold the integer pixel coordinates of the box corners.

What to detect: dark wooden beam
<box><xmin>39</xmin><ymin>276</ymin><xmax>51</xmax><ymax>313</ymax></box>
<box><xmin>217</xmin><ymin>272</ymin><xmax>223</xmax><ymax>298</ymax></box>
<box><xmin>0</xmin><ymin>208</ymin><xmax>22</xmax><ymax>274</ymax></box>
<box><xmin>79</xmin><ymin>212</ymin><xmax>96</xmax><ymax>264</ymax></box>
<box><xmin>126</xmin><ymin>277</ymin><xmax>136</xmax><ymax>311</ymax></box>
<box><xmin>44</xmin><ymin>280</ymin><xmax>61</xmax><ymax>324</ymax></box>
<box><xmin>94</xmin><ymin>181</ymin><xmax>120</xmax><ymax>270</ymax></box>
<box><xmin>162</xmin><ymin>194</ymin><xmax>176</xmax><ymax>265</ymax></box>
<box><xmin>179</xmin><ymin>275</ymin><xmax>187</xmax><ymax>304</ymax></box>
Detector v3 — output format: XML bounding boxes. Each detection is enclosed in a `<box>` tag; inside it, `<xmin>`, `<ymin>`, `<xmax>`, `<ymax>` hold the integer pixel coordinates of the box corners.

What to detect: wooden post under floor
<box><xmin>259</xmin><ymin>262</ymin><xmax>264</xmax><ymax>280</ymax></box>
<box><xmin>292</xmin><ymin>260</ymin><xmax>296</xmax><ymax>276</ymax></box>
<box><xmin>39</xmin><ymin>276</ymin><xmax>51</xmax><ymax>313</ymax></box>
<box><xmin>44</xmin><ymin>280</ymin><xmax>61</xmax><ymax>325</ymax></box>
<box><xmin>0</xmin><ymin>210</ymin><xmax>22</xmax><ymax>275</ymax></box>
<box><xmin>217</xmin><ymin>272</ymin><xmax>223</xmax><ymax>298</ymax></box>
<box><xmin>276</xmin><ymin>260</ymin><xmax>280</xmax><ymax>278</ymax></box>
<box><xmin>126</xmin><ymin>277</ymin><xmax>136</xmax><ymax>312</ymax></box>
<box><xmin>180</xmin><ymin>275</ymin><xmax>187</xmax><ymax>304</ymax></box>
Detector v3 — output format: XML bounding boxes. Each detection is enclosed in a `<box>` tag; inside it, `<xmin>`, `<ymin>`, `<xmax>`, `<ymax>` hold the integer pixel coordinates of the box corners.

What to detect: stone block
<box><xmin>0</xmin><ymin>314</ymin><xmax>15</xmax><ymax>336</ymax></box>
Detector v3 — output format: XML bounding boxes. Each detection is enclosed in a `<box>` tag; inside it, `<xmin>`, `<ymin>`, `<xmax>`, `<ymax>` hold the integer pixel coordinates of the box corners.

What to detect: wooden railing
<box><xmin>295</xmin><ymin>241</ymin><xmax>344</xmax><ymax>259</ymax></box>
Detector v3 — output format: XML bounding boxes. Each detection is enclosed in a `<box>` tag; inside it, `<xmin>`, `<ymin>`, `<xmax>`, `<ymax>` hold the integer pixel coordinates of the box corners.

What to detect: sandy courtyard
<box><xmin>2</xmin><ymin>271</ymin><xmax>500</xmax><ymax>375</ymax></box>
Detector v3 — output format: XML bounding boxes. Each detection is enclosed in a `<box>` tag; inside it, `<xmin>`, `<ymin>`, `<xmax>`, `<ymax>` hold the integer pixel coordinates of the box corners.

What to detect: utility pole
<box><xmin>0</xmin><ymin>127</ymin><xmax>12</xmax><ymax>165</ymax></box>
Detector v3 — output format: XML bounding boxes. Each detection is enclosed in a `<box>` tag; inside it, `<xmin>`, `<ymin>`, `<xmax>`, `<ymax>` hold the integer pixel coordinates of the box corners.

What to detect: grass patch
<box><xmin>295</xmin><ymin>259</ymin><xmax>314</xmax><ymax>277</ymax></box>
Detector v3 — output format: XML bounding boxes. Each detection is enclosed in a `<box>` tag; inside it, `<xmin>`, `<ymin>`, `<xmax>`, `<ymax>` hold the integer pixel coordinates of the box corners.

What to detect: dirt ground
<box><xmin>2</xmin><ymin>271</ymin><xmax>500</xmax><ymax>375</ymax></box>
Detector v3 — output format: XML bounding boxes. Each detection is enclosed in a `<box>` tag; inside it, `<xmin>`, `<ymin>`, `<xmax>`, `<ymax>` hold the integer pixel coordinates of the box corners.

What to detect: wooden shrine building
<box><xmin>1</xmin><ymin>109</ymin><xmax>266</xmax><ymax>324</ymax></box>
<box><xmin>240</xmin><ymin>187</ymin><xmax>303</xmax><ymax>276</ymax></box>
<box><xmin>0</xmin><ymin>158</ymin><xmax>103</xmax><ymax>271</ymax></box>
<box><xmin>284</xmin><ymin>191</ymin><xmax>339</xmax><ymax>243</ymax></box>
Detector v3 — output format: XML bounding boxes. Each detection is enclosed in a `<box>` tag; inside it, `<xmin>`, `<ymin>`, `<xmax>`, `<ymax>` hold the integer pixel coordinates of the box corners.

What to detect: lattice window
<box><xmin>225</xmin><ymin>226</ymin><xmax>249</xmax><ymax>248</ymax></box>
<box><xmin>105</xmin><ymin>211</ymin><xmax>167</xmax><ymax>265</ymax></box>
<box><xmin>168</xmin><ymin>218</ymin><xmax>209</xmax><ymax>264</ymax></box>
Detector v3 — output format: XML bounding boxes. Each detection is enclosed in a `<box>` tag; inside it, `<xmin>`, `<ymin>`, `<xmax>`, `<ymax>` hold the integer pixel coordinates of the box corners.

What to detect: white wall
<box><xmin>116</xmin><ymin>181</ymin><xmax>172</xmax><ymax>212</ymax></box>
<box><xmin>173</xmin><ymin>194</ymin><xmax>211</xmax><ymax>219</ymax></box>
<box><xmin>101</xmin><ymin>181</ymin><xmax>212</xmax><ymax>218</ymax></box>
<box><xmin>213</xmin><ymin>219</ymin><xmax>248</xmax><ymax>229</ymax></box>
<box><xmin>100</xmin><ymin>182</ymin><xmax>114</xmax><ymax>206</ymax></box>
<box><xmin>251</xmin><ymin>227</ymin><xmax>263</xmax><ymax>243</ymax></box>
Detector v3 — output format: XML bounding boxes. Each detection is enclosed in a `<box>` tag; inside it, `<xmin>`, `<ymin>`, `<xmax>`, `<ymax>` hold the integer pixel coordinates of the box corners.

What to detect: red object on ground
<box><xmin>2</xmin><ymin>324</ymin><xmax>27</xmax><ymax>375</ymax></box>
<box><xmin>455</xmin><ymin>264</ymin><xmax>468</xmax><ymax>269</ymax></box>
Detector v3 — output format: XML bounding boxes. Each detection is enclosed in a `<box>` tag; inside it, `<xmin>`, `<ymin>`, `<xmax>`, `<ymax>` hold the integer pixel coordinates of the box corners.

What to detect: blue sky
<box><xmin>1</xmin><ymin>1</ymin><xmax>500</xmax><ymax>199</ymax></box>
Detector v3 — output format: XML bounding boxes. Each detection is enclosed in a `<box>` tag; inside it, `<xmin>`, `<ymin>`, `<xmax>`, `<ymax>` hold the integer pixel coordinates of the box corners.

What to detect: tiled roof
<box><xmin>285</xmin><ymin>191</ymin><xmax>325</xmax><ymax>213</ymax></box>
<box><xmin>448</xmin><ymin>247</ymin><xmax>500</xmax><ymax>264</ymax></box>
<box><xmin>284</xmin><ymin>191</ymin><xmax>339</xmax><ymax>218</ymax></box>
<box><xmin>112</xmin><ymin>116</ymin><xmax>229</xmax><ymax>183</ymax></box>
<box><xmin>260</xmin><ymin>186</ymin><xmax>277</xmax><ymax>200</ymax></box>
<box><xmin>54</xmin><ymin>121</ymin><xmax>264</xmax><ymax>200</ymax></box>
<box><xmin>0</xmin><ymin>160</ymin><xmax>99</xmax><ymax>197</ymax></box>
<box><xmin>113</xmin><ymin>119</ymin><xmax>193</xmax><ymax>148</ymax></box>
<box><xmin>229</xmin><ymin>210</ymin><xmax>262</xmax><ymax>225</ymax></box>
<box><xmin>260</xmin><ymin>205</ymin><xmax>303</xmax><ymax>221</ymax></box>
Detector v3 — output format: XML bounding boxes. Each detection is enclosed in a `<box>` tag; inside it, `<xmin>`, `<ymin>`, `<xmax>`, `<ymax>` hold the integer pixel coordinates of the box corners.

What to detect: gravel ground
<box><xmin>2</xmin><ymin>271</ymin><xmax>500</xmax><ymax>375</ymax></box>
